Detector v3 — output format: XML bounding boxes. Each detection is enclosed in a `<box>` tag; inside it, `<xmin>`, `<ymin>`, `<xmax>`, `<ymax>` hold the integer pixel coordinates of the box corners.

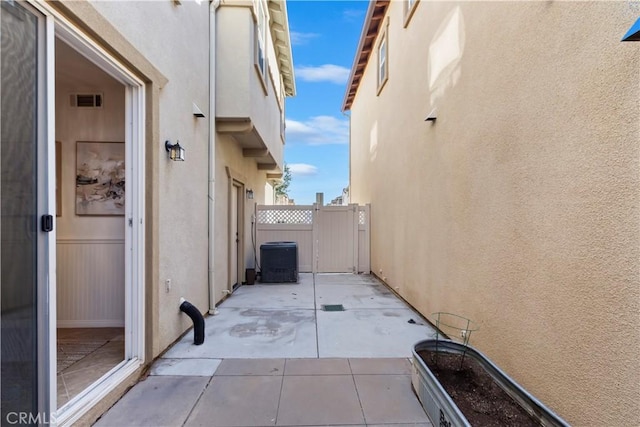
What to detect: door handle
<box><xmin>41</xmin><ymin>215</ymin><xmax>54</xmax><ymax>232</ymax></box>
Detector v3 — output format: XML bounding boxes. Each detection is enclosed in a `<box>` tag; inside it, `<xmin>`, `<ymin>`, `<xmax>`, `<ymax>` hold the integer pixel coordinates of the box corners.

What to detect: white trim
<box><xmin>45</xmin><ymin>9</ymin><xmax>58</xmax><ymax>416</ymax></box>
<box><xmin>50</xmin><ymin>9</ymin><xmax>144</xmax><ymax>87</ymax></box>
<box><xmin>55</xmin><ymin>359</ymin><xmax>142</xmax><ymax>427</ymax></box>
<box><xmin>126</xmin><ymin>82</ymin><xmax>146</xmax><ymax>361</ymax></box>
<box><xmin>57</xmin><ymin>320</ymin><xmax>125</xmax><ymax>328</ymax></box>
<box><xmin>57</xmin><ymin>239</ymin><xmax>125</xmax><ymax>244</ymax></box>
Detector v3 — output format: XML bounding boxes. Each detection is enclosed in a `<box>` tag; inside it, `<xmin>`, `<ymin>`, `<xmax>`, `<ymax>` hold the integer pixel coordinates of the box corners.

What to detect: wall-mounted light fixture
<box><xmin>424</xmin><ymin>108</ymin><xmax>437</xmax><ymax>122</ymax></box>
<box><xmin>193</xmin><ymin>103</ymin><xmax>206</xmax><ymax>118</ymax></box>
<box><xmin>246</xmin><ymin>189</ymin><xmax>254</xmax><ymax>200</ymax></box>
<box><xmin>165</xmin><ymin>140</ymin><xmax>185</xmax><ymax>161</ymax></box>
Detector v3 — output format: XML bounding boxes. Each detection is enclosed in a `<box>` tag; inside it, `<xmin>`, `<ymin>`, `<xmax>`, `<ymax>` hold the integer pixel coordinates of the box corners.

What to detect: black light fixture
<box><xmin>165</xmin><ymin>140</ymin><xmax>185</xmax><ymax>161</ymax></box>
<box><xmin>246</xmin><ymin>188</ymin><xmax>254</xmax><ymax>199</ymax></box>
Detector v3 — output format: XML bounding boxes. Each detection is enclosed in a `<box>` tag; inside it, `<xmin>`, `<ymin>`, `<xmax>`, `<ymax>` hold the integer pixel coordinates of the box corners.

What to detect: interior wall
<box><xmin>55</xmin><ymin>39</ymin><xmax>125</xmax><ymax>327</ymax></box>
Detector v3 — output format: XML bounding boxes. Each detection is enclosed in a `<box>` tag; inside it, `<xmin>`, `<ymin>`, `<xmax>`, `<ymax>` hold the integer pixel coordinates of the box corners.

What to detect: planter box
<box><xmin>412</xmin><ymin>339</ymin><xmax>569</xmax><ymax>427</ymax></box>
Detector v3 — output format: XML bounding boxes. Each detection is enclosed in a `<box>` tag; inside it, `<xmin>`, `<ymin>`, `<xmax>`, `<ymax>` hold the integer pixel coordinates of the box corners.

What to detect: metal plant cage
<box><xmin>431</xmin><ymin>312</ymin><xmax>479</xmax><ymax>369</ymax></box>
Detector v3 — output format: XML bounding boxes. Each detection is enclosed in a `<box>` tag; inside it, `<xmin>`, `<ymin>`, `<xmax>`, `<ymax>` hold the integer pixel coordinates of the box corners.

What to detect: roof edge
<box><xmin>341</xmin><ymin>0</ymin><xmax>389</xmax><ymax>111</ymax></box>
<box><xmin>268</xmin><ymin>0</ymin><xmax>296</xmax><ymax>97</ymax></box>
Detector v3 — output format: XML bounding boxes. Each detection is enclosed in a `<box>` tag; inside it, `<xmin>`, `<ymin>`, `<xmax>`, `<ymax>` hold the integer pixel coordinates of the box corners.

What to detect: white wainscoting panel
<box><xmin>57</xmin><ymin>239</ymin><xmax>125</xmax><ymax>327</ymax></box>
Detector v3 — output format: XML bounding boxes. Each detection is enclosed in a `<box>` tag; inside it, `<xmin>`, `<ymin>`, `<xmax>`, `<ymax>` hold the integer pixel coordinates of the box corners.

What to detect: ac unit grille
<box><xmin>70</xmin><ymin>93</ymin><xmax>103</xmax><ymax>108</ymax></box>
<box><xmin>260</xmin><ymin>242</ymin><xmax>298</xmax><ymax>283</ymax></box>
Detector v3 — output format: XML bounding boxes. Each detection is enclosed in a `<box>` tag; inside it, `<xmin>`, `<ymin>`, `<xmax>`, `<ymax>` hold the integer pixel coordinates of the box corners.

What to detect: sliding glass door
<box><xmin>1</xmin><ymin>1</ymin><xmax>49</xmax><ymax>424</ymax></box>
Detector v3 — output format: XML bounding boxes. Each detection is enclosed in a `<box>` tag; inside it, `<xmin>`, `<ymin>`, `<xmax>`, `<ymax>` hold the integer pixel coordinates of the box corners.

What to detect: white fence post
<box><xmin>312</xmin><ymin>202</ymin><xmax>319</xmax><ymax>274</ymax></box>
<box><xmin>350</xmin><ymin>204</ymin><xmax>359</xmax><ymax>273</ymax></box>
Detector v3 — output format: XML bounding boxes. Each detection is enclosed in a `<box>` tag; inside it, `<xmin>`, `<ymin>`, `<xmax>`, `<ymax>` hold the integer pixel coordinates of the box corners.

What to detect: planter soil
<box><xmin>418</xmin><ymin>350</ymin><xmax>538</xmax><ymax>427</ymax></box>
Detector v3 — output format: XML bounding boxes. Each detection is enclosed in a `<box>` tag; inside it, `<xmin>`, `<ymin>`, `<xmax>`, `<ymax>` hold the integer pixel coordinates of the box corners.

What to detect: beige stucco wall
<box><xmin>89</xmin><ymin>0</ymin><xmax>211</xmax><ymax>352</ymax></box>
<box><xmin>349</xmin><ymin>1</ymin><xmax>639</xmax><ymax>425</ymax></box>
<box><xmin>216</xmin><ymin>2</ymin><xmax>286</xmax><ymax>170</ymax></box>
<box><xmin>214</xmin><ymin>133</ymin><xmax>272</xmax><ymax>303</ymax></box>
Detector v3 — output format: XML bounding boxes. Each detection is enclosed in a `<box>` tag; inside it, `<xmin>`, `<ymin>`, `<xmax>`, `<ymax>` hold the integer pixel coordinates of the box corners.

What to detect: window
<box><xmin>254</xmin><ymin>0</ymin><xmax>267</xmax><ymax>84</ymax></box>
<box><xmin>280</xmin><ymin>100</ymin><xmax>286</xmax><ymax>141</ymax></box>
<box><xmin>377</xmin><ymin>30</ymin><xmax>388</xmax><ymax>93</ymax></box>
<box><xmin>404</xmin><ymin>0</ymin><xmax>419</xmax><ymax>27</ymax></box>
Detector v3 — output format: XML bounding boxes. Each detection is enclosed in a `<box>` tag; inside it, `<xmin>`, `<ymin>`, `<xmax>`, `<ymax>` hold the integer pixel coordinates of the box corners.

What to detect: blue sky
<box><xmin>284</xmin><ymin>1</ymin><xmax>369</xmax><ymax>205</ymax></box>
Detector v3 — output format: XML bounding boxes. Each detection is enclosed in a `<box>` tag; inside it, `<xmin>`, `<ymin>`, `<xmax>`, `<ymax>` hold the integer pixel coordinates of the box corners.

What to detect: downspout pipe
<box><xmin>208</xmin><ymin>0</ymin><xmax>221</xmax><ymax>314</ymax></box>
<box><xmin>179</xmin><ymin>298</ymin><xmax>205</xmax><ymax>345</ymax></box>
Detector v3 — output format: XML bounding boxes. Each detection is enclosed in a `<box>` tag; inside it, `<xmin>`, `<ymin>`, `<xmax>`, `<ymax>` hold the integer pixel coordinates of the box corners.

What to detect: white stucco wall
<box><xmin>349</xmin><ymin>2</ymin><xmax>640</xmax><ymax>425</ymax></box>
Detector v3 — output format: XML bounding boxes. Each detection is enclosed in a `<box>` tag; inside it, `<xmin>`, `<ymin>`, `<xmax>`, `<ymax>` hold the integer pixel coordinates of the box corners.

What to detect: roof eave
<box><xmin>268</xmin><ymin>0</ymin><xmax>296</xmax><ymax>97</ymax></box>
<box><xmin>341</xmin><ymin>0</ymin><xmax>389</xmax><ymax>112</ymax></box>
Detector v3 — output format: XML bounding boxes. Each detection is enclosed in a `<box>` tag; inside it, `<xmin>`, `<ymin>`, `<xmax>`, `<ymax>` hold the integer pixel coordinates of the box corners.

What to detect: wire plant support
<box><xmin>432</xmin><ymin>312</ymin><xmax>479</xmax><ymax>369</ymax></box>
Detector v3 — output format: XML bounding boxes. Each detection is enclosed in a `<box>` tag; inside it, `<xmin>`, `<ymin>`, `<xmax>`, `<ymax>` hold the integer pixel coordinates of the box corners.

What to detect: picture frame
<box><xmin>75</xmin><ymin>141</ymin><xmax>125</xmax><ymax>216</ymax></box>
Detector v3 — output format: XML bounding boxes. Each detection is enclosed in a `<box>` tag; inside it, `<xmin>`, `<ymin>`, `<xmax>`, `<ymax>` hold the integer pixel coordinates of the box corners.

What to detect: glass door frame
<box><xmin>26</xmin><ymin>2</ymin><xmax>147</xmax><ymax>425</ymax></box>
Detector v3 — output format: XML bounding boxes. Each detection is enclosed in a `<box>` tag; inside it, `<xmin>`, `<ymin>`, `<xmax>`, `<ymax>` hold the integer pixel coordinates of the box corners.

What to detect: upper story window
<box><xmin>404</xmin><ymin>0</ymin><xmax>419</xmax><ymax>27</ymax></box>
<box><xmin>279</xmin><ymin>78</ymin><xmax>286</xmax><ymax>141</ymax></box>
<box><xmin>255</xmin><ymin>0</ymin><xmax>268</xmax><ymax>84</ymax></box>
<box><xmin>377</xmin><ymin>28</ymin><xmax>388</xmax><ymax>94</ymax></box>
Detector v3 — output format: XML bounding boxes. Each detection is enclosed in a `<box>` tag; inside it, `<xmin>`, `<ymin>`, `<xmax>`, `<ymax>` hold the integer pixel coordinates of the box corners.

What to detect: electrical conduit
<box><xmin>208</xmin><ymin>0</ymin><xmax>221</xmax><ymax>314</ymax></box>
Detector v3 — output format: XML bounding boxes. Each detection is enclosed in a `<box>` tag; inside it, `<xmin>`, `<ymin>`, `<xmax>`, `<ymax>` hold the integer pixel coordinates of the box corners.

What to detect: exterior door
<box><xmin>1</xmin><ymin>1</ymin><xmax>51</xmax><ymax>421</ymax></box>
<box><xmin>230</xmin><ymin>183</ymin><xmax>240</xmax><ymax>290</ymax></box>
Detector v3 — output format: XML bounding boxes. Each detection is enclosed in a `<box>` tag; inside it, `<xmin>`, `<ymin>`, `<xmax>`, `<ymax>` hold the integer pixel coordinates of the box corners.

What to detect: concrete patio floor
<box><xmin>95</xmin><ymin>273</ymin><xmax>437</xmax><ymax>427</ymax></box>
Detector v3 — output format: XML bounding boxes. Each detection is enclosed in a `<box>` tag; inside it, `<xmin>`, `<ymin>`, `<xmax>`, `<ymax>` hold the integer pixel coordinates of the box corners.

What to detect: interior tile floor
<box><xmin>57</xmin><ymin>327</ymin><xmax>124</xmax><ymax>407</ymax></box>
<box><xmin>95</xmin><ymin>273</ymin><xmax>437</xmax><ymax>426</ymax></box>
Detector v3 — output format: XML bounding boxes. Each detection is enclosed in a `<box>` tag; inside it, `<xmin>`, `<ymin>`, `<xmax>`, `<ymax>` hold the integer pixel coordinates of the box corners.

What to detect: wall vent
<box><xmin>69</xmin><ymin>93</ymin><xmax>103</xmax><ymax>108</ymax></box>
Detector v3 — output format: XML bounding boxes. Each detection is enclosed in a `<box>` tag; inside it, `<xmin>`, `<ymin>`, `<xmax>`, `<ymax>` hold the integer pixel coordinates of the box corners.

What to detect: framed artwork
<box><xmin>75</xmin><ymin>141</ymin><xmax>125</xmax><ymax>216</ymax></box>
<box><xmin>56</xmin><ymin>141</ymin><xmax>61</xmax><ymax>216</ymax></box>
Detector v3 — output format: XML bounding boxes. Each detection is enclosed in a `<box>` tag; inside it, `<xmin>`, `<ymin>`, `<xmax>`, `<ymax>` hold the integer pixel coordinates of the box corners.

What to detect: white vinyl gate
<box><xmin>255</xmin><ymin>203</ymin><xmax>370</xmax><ymax>273</ymax></box>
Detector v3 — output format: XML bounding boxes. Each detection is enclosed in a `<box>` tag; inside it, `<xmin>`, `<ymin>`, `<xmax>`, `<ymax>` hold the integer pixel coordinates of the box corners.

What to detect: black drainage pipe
<box><xmin>179</xmin><ymin>298</ymin><xmax>205</xmax><ymax>345</ymax></box>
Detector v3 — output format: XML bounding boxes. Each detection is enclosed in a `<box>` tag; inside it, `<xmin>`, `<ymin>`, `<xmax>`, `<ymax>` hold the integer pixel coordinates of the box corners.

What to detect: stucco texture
<box><xmin>349</xmin><ymin>2</ymin><xmax>639</xmax><ymax>425</ymax></box>
<box><xmin>90</xmin><ymin>0</ymin><xmax>211</xmax><ymax>352</ymax></box>
<box><xmin>214</xmin><ymin>133</ymin><xmax>273</xmax><ymax>302</ymax></box>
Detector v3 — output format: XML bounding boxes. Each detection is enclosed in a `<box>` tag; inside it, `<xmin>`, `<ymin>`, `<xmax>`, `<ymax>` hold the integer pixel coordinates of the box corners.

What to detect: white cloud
<box><xmin>343</xmin><ymin>9</ymin><xmax>365</xmax><ymax>22</ymax></box>
<box><xmin>288</xmin><ymin>163</ymin><xmax>319</xmax><ymax>176</ymax></box>
<box><xmin>290</xmin><ymin>31</ymin><xmax>319</xmax><ymax>46</ymax></box>
<box><xmin>296</xmin><ymin>64</ymin><xmax>350</xmax><ymax>85</ymax></box>
<box><xmin>286</xmin><ymin>116</ymin><xmax>349</xmax><ymax>145</ymax></box>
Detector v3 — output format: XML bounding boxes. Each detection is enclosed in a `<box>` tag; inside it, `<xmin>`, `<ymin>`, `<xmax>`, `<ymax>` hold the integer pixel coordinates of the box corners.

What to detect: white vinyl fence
<box><xmin>255</xmin><ymin>203</ymin><xmax>370</xmax><ymax>273</ymax></box>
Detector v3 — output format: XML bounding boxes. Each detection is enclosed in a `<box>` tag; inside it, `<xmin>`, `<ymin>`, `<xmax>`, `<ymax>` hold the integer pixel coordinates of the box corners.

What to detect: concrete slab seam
<box><xmin>181</xmin><ymin>376</ymin><xmax>214</xmax><ymax>426</ymax></box>
<box><xmin>348</xmin><ymin>361</ymin><xmax>368</xmax><ymax>425</ymax></box>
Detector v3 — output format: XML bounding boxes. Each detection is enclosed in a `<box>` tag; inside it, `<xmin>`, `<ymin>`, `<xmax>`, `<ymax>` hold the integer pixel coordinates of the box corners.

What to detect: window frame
<box><xmin>254</xmin><ymin>0</ymin><xmax>268</xmax><ymax>92</ymax></box>
<box><xmin>403</xmin><ymin>0</ymin><xmax>419</xmax><ymax>27</ymax></box>
<box><xmin>376</xmin><ymin>24</ymin><xmax>389</xmax><ymax>95</ymax></box>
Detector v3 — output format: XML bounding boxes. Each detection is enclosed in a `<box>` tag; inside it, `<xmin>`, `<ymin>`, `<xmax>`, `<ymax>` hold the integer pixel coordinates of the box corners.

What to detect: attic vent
<box><xmin>69</xmin><ymin>93</ymin><xmax>103</xmax><ymax>108</ymax></box>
